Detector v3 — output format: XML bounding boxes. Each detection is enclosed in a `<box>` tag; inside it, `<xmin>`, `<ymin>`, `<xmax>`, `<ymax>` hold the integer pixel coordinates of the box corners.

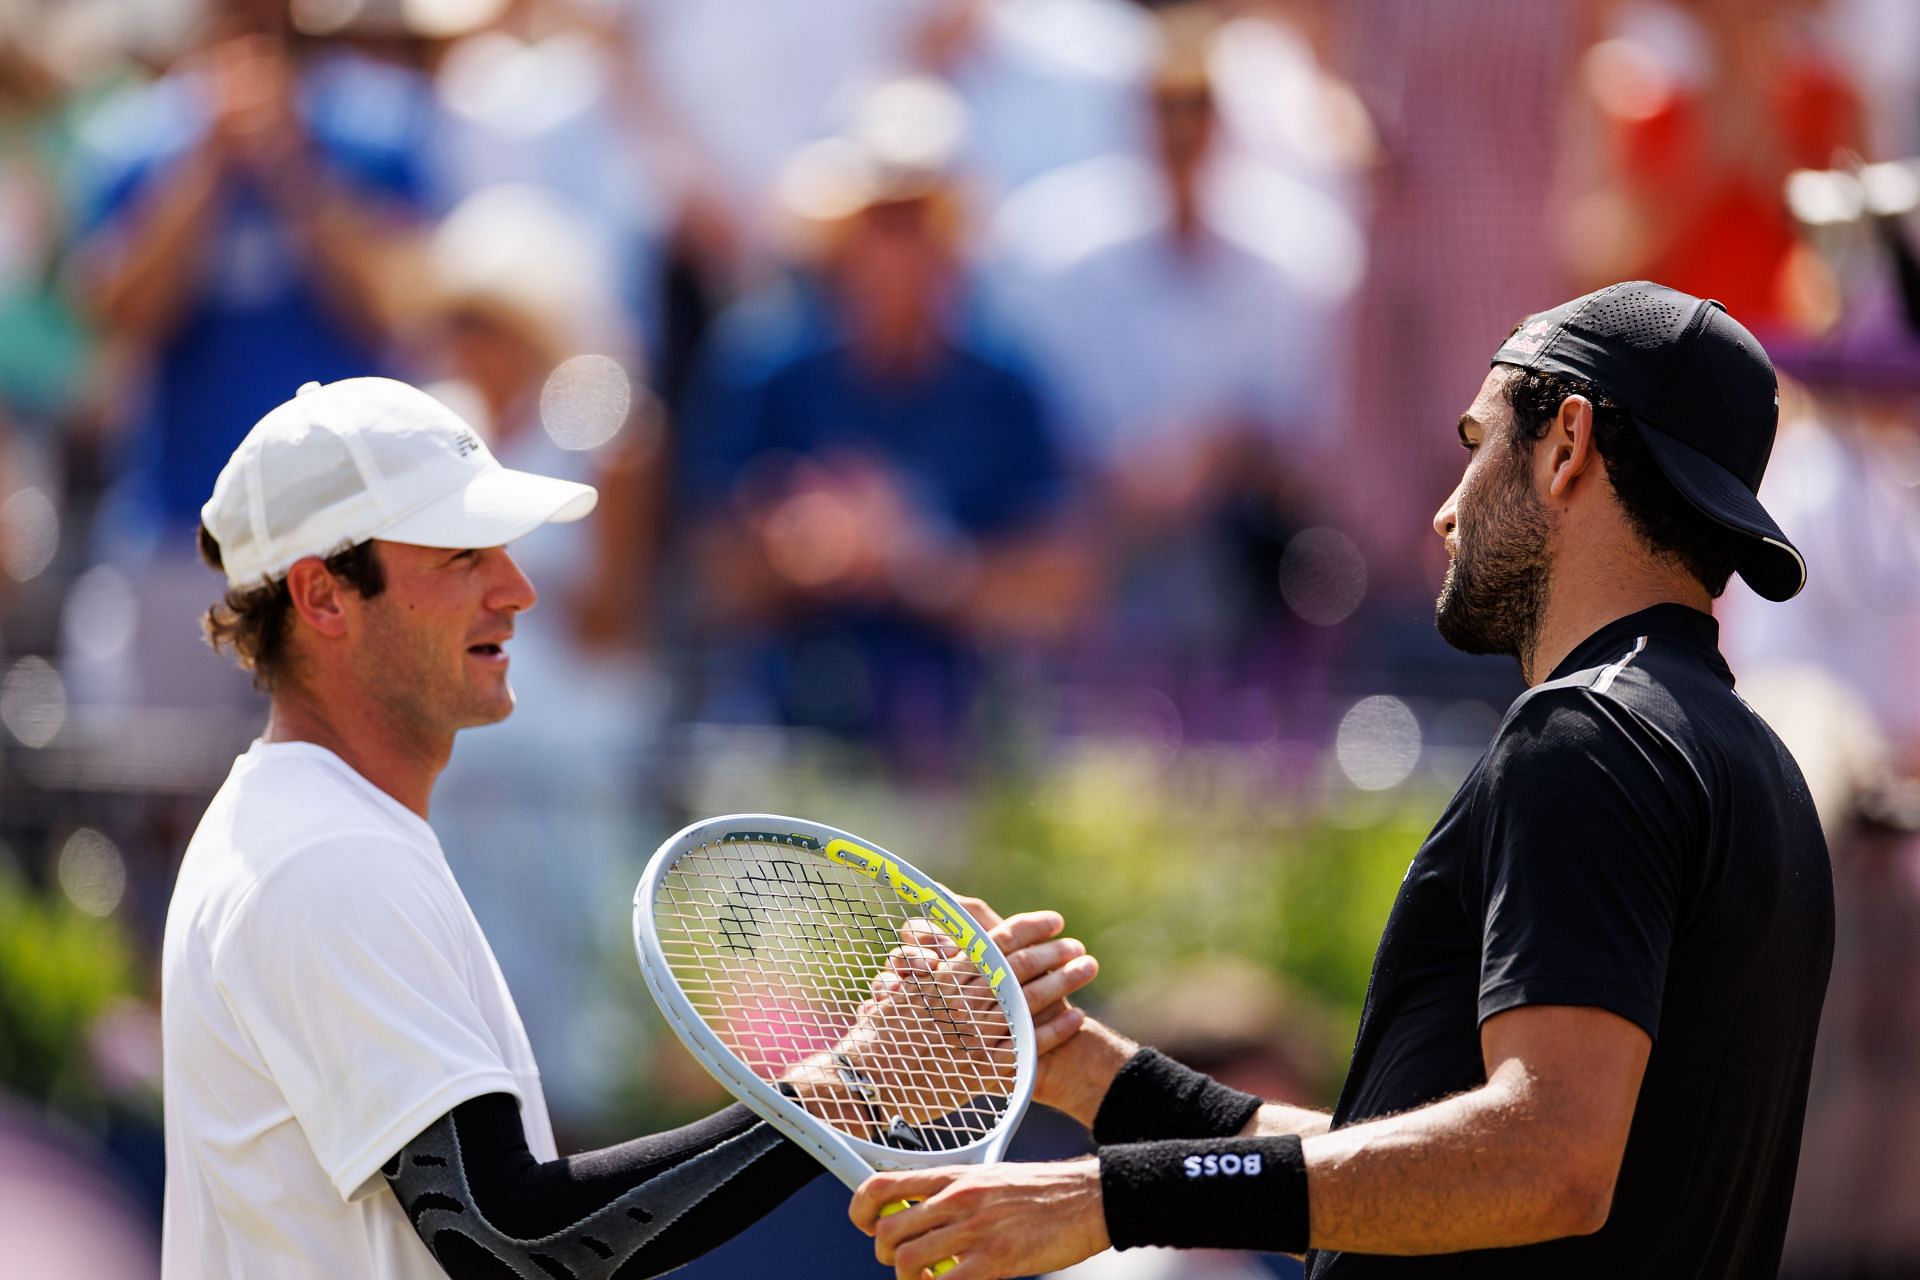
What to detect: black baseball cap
<box><xmin>1491</xmin><ymin>280</ymin><xmax>1806</xmax><ymax>601</ymax></box>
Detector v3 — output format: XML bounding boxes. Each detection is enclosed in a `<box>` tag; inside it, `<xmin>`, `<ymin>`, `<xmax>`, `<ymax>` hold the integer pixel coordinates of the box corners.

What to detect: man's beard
<box><xmin>1434</xmin><ymin>446</ymin><xmax>1554</xmax><ymax>671</ymax></box>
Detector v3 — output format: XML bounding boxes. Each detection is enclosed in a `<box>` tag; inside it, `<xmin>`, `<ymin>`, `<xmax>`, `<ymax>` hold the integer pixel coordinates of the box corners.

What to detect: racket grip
<box><xmin>878</xmin><ymin>1200</ymin><xmax>959</xmax><ymax>1275</ymax></box>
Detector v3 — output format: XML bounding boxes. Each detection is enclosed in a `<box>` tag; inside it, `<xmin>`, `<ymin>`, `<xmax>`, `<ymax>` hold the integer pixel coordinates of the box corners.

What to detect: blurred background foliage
<box><xmin>615</xmin><ymin>739</ymin><xmax>1440</xmax><ymax>1123</ymax></box>
<box><xmin>967</xmin><ymin>756</ymin><xmax>1428</xmax><ymax>1027</ymax></box>
<box><xmin>0</xmin><ymin>859</ymin><xmax>141</xmax><ymax>1115</ymax></box>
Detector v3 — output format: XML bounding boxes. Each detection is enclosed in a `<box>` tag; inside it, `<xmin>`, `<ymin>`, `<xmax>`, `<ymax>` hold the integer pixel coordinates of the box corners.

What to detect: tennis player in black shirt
<box><xmin>852</xmin><ymin>281</ymin><xmax>1836</xmax><ymax>1279</ymax></box>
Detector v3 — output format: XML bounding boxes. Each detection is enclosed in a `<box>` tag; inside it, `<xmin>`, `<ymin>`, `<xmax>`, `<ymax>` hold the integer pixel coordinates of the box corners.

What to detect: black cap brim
<box><xmin>1634</xmin><ymin>419</ymin><xmax>1807</xmax><ymax>601</ymax></box>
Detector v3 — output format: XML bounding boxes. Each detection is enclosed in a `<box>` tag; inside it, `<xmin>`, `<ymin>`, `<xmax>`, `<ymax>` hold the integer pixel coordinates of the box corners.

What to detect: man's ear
<box><xmin>285</xmin><ymin>558</ymin><xmax>352</xmax><ymax>638</ymax></box>
<box><xmin>1545</xmin><ymin>394</ymin><xmax>1600</xmax><ymax>500</ymax></box>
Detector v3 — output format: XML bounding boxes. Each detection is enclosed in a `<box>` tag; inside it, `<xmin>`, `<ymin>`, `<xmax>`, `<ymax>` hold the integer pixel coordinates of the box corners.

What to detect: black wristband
<box><xmin>1099</xmin><ymin>1135</ymin><xmax>1309</xmax><ymax>1254</ymax></box>
<box><xmin>1092</xmin><ymin>1047</ymin><xmax>1264</xmax><ymax>1143</ymax></box>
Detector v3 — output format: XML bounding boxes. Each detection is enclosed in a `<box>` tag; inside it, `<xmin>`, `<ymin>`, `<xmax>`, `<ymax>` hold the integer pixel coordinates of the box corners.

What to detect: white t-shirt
<box><xmin>160</xmin><ymin>740</ymin><xmax>556</xmax><ymax>1279</ymax></box>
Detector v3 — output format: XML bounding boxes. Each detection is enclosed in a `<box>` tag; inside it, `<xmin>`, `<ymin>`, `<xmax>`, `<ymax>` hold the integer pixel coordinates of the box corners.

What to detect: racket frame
<box><xmin>633</xmin><ymin>813</ymin><xmax>1038</xmax><ymax>1193</ymax></box>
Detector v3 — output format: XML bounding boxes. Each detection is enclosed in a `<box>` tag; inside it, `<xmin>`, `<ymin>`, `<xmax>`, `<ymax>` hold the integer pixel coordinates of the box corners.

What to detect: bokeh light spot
<box><xmin>57</xmin><ymin>828</ymin><xmax>126</xmax><ymax>918</ymax></box>
<box><xmin>1279</xmin><ymin>527</ymin><xmax>1368</xmax><ymax>627</ymax></box>
<box><xmin>1582</xmin><ymin>39</ymin><xmax>1672</xmax><ymax>122</ymax></box>
<box><xmin>1336</xmin><ymin>695</ymin><xmax>1422</xmax><ymax>791</ymax></box>
<box><xmin>2</xmin><ymin>486</ymin><xmax>59</xmax><ymax>582</ymax></box>
<box><xmin>62</xmin><ymin>564</ymin><xmax>139</xmax><ymax>663</ymax></box>
<box><xmin>541</xmin><ymin>354</ymin><xmax>632</xmax><ymax>451</ymax></box>
<box><xmin>1</xmin><ymin>656</ymin><xmax>66</xmax><ymax>748</ymax></box>
<box><xmin>290</xmin><ymin>0</ymin><xmax>363</xmax><ymax>36</ymax></box>
<box><xmin>404</xmin><ymin>0</ymin><xmax>512</xmax><ymax>39</ymax></box>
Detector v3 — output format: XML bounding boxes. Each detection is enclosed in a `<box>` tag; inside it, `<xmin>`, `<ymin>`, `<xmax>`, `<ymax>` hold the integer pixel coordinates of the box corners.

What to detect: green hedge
<box><xmin>0</xmin><ymin>862</ymin><xmax>139</xmax><ymax>1111</ymax></box>
<box><xmin>615</xmin><ymin>744</ymin><xmax>1441</xmax><ymax>1128</ymax></box>
<box><xmin>964</xmin><ymin>748</ymin><xmax>1432</xmax><ymax>1021</ymax></box>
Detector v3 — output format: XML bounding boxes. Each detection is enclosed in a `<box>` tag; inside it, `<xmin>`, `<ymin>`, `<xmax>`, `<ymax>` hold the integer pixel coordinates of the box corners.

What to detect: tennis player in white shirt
<box><xmin>160</xmin><ymin>377</ymin><xmax>1097</xmax><ymax>1278</ymax></box>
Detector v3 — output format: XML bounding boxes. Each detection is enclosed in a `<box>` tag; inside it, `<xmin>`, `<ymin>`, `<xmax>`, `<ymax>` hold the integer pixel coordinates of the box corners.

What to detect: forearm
<box><xmin>387</xmin><ymin>1094</ymin><xmax>819</xmax><ymax>1279</ymax></box>
<box><xmin>1300</xmin><ymin>1068</ymin><xmax>1605</xmax><ymax>1253</ymax></box>
<box><xmin>1046</xmin><ymin>1022</ymin><xmax>1328</xmax><ymax>1140</ymax></box>
<box><xmin>690</xmin><ymin>524</ymin><xmax>808</xmax><ymax>624</ymax></box>
<box><xmin>290</xmin><ymin>189</ymin><xmax>418</xmax><ymax>342</ymax></box>
<box><xmin>944</xmin><ymin>531</ymin><xmax>1092</xmax><ymax>643</ymax></box>
<box><xmin>1242</xmin><ymin>1101</ymin><xmax>1332</xmax><ymax>1140</ymax></box>
<box><xmin>573</xmin><ymin>437</ymin><xmax>660</xmax><ymax>649</ymax></box>
<box><xmin>80</xmin><ymin>145</ymin><xmax>224</xmax><ymax>342</ymax></box>
<box><xmin>1097</xmin><ymin>1062</ymin><xmax>1608</xmax><ymax>1259</ymax></box>
<box><xmin>1040</xmin><ymin>1018</ymin><xmax>1137</xmax><ymax>1130</ymax></box>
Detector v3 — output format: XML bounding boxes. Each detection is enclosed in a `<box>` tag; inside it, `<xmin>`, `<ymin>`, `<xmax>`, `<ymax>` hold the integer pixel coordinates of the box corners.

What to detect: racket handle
<box><xmin>878</xmin><ymin>1200</ymin><xmax>959</xmax><ymax>1275</ymax></box>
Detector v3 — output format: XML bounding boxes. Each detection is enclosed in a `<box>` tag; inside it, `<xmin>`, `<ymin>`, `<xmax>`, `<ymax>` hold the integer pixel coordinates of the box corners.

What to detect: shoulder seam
<box><xmin>1590</xmin><ymin>634</ymin><xmax>1650</xmax><ymax>695</ymax></box>
<box><xmin>1509</xmin><ymin>633</ymin><xmax>1652</xmax><ymax>711</ymax></box>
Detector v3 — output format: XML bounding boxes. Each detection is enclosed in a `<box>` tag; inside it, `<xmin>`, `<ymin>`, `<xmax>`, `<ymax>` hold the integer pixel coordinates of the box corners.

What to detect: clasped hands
<box><xmin>837</xmin><ymin>895</ymin><xmax>1133</xmax><ymax>1280</ymax></box>
<box><xmin>782</xmin><ymin>898</ymin><xmax>1096</xmax><ymax>1129</ymax></box>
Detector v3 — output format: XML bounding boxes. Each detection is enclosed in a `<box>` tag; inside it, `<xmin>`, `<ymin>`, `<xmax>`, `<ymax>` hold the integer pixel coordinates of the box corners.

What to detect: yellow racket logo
<box><xmin>823</xmin><ymin>839</ymin><xmax>1009</xmax><ymax>992</ymax></box>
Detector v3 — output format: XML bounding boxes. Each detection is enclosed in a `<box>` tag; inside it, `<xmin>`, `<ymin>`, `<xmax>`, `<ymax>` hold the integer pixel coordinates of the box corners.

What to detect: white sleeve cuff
<box><xmin>332</xmin><ymin>1068</ymin><xmax>527</xmax><ymax>1203</ymax></box>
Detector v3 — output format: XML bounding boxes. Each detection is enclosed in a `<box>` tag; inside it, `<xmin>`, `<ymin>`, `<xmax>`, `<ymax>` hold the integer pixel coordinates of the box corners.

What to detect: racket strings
<box><xmin>653</xmin><ymin>839</ymin><xmax>1017</xmax><ymax>1153</ymax></box>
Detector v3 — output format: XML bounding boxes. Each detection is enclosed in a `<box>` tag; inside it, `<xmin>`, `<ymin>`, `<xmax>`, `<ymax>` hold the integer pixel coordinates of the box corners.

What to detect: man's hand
<box><xmin>789</xmin><ymin>905</ymin><xmax>1098</xmax><ymax>1133</ymax></box>
<box><xmin>955</xmin><ymin>896</ymin><xmax>1131</xmax><ymax>1126</ymax></box>
<box><xmin>842</xmin><ymin>921</ymin><xmax>1018</xmax><ymax>1124</ymax></box>
<box><xmin>205</xmin><ymin>36</ymin><xmax>305</xmax><ymax>183</ymax></box>
<box><xmin>750</xmin><ymin>455</ymin><xmax>921</xmax><ymax>603</ymax></box>
<box><xmin>952</xmin><ymin>898</ymin><xmax>1097</xmax><ymax>1053</ymax></box>
<box><xmin>858</xmin><ymin>907</ymin><xmax>1098</xmax><ymax>1119</ymax></box>
<box><xmin>852</xmin><ymin>1158</ymin><xmax>1109</xmax><ymax>1280</ymax></box>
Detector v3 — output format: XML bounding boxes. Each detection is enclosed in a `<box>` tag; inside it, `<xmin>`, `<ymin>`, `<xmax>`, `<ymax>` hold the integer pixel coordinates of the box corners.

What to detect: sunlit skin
<box><xmin>1432</xmin><ymin>370</ymin><xmax>1558</xmax><ymax>673</ymax></box>
<box><xmin>781</xmin><ymin>903</ymin><xmax>1097</xmax><ymax>1138</ymax></box>
<box><xmin>1435</xmin><ymin>367</ymin><xmax>1711</xmax><ymax>684</ymax></box>
<box><xmin>263</xmin><ymin>541</ymin><xmax>537</xmax><ymax>818</ymax></box>
<box><xmin>832</xmin><ymin>196</ymin><xmax>956</xmax><ymax>379</ymax></box>
<box><xmin>852</xmin><ymin>364</ymin><xmax>1719</xmax><ymax>1279</ymax></box>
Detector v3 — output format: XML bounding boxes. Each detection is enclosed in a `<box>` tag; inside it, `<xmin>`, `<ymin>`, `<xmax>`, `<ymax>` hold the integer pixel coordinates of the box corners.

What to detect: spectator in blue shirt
<box><xmin>989</xmin><ymin>14</ymin><xmax>1360</xmax><ymax>708</ymax></box>
<box><xmin>679</xmin><ymin>91</ymin><xmax>1090</xmax><ymax>760</ymax></box>
<box><xmin>66</xmin><ymin>5</ymin><xmax>437</xmax><ymax>710</ymax></box>
<box><xmin>71</xmin><ymin>6</ymin><xmax>434</xmax><ymax>544</ymax></box>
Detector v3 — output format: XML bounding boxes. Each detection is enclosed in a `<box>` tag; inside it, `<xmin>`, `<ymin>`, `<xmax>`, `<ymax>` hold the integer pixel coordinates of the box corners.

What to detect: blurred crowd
<box><xmin>3</xmin><ymin>0</ymin><xmax>1920</xmax><ymax>1275</ymax></box>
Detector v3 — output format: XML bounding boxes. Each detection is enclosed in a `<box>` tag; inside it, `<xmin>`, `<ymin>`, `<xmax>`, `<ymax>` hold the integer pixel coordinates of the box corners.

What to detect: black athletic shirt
<box><xmin>1307</xmin><ymin>605</ymin><xmax>1834</xmax><ymax>1279</ymax></box>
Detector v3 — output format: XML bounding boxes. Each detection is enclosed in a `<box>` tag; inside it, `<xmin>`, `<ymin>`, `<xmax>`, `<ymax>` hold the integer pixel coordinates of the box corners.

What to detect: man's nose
<box><xmin>484</xmin><ymin>547</ymin><xmax>538</xmax><ymax>613</ymax></box>
<box><xmin>1434</xmin><ymin>482</ymin><xmax>1464</xmax><ymax>541</ymax></box>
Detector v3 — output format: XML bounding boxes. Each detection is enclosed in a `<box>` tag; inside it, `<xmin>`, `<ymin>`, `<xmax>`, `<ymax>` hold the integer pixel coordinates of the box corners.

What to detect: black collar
<box><xmin>1547</xmin><ymin>603</ymin><xmax>1732</xmax><ymax>687</ymax></box>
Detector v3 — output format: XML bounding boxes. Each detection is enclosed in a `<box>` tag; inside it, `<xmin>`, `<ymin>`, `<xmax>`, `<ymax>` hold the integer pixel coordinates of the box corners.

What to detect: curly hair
<box><xmin>1503</xmin><ymin>367</ymin><xmax>1745</xmax><ymax>597</ymax></box>
<box><xmin>197</xmin><ymin>525</ymin><xmax>386</xmax><ymax>691</ymax></box>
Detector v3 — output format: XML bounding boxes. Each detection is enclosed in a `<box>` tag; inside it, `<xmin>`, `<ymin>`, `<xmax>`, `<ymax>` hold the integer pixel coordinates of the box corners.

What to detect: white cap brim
<box><xmin>377</xmin><ymin>465</ymin><xmax>598</xmax><ymax>550</ymax></box>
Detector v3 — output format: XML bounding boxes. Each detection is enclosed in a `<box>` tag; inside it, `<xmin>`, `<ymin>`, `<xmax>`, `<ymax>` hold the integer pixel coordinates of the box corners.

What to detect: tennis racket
<box><xmin>633</xmin><ymin>814</ymin><xmax>1036</xmax><ymax>1276</ymax></box>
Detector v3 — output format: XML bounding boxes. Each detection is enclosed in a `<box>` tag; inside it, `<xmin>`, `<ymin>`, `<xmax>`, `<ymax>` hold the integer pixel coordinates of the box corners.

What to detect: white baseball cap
<box><xmin>202</xmin><ymin>377</ymin><xmax>598</xmax><ymax>588</ymax></box>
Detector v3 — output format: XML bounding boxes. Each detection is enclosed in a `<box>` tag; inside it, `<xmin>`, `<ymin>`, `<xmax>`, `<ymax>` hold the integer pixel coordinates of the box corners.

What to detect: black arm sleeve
<box><xmin>382</xmin><ymin>1093</ymin><xmax>821</xmax><ymax>1279</ymax></box>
